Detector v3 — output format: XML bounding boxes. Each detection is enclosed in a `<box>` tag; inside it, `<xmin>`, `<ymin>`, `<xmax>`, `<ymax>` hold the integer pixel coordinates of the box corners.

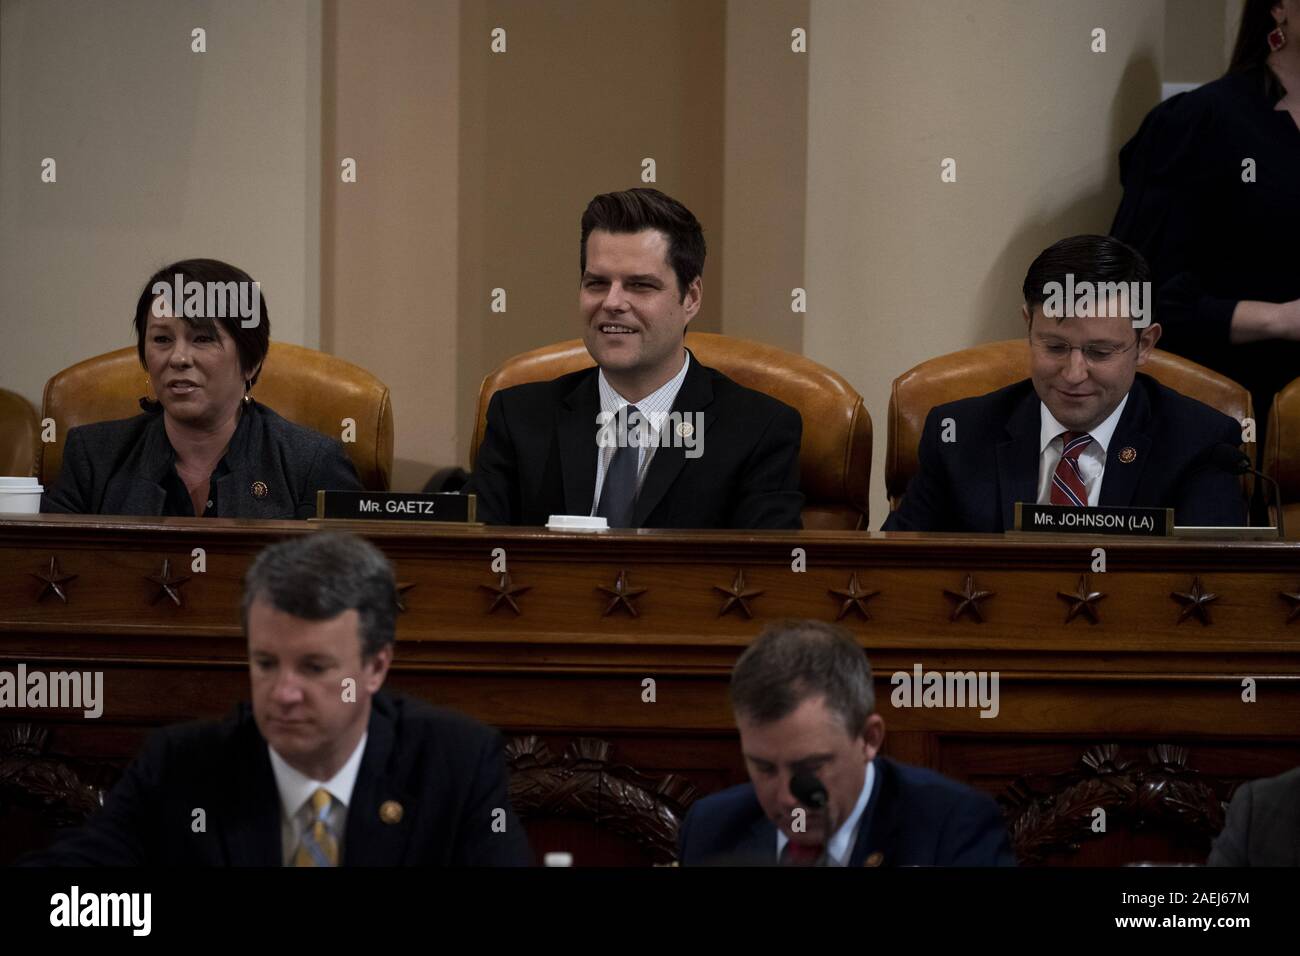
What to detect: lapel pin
<box><xmin>676</xmin><ymin>421</ymin><xmax>694</xmax><ymax>439</ymax></box>
<box><xmin>251</xmin><ymin>480</ymin><xmax>269</xmax><ymax>498</ymax></box>
<box><xmin>863</xmin><ymin>850</ymin><xmax>884</xmax><ymax>867</ymax></box>
<box><xmin>1118</xmin><ymin>447</ymin><xmax>1137</xmax><ymax>464</ymax></box>
<box><xmin>379</xmin><ymin>800</ymin><xmax>403</xmax><ymax>824</ymax></box>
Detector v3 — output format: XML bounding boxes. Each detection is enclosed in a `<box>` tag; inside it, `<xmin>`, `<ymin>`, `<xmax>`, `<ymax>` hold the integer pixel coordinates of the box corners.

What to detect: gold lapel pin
<box><xmin>676</xmin><ymin>421</ymin><xmax>694</xmax><ymax>439</ymax></box>
<box><xmin>863</xmin><ymin>850</ymin><xmax>884</xmax><ymax>867</ymax></box>
<box><xmin>379</xmin><ymin>800</ymin><xmax>403</xmax><ymax>824</ymax></box>
<box><xmin>1118</xmin><ymin>447</ymin><xmax>1137</xmax><ymax>464</ymax></box>
<box><xmin>251</xmin><ymin>480</ymin><xmax>269</xmax><ymax>498</ymax></box>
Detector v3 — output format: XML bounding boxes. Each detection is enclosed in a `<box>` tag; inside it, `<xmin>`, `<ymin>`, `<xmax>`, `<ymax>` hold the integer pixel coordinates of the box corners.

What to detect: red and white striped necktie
<box><xmin>1050</xmin><ymin>431</ymin><xmax>1093</xmax><ymax>507</ymax></box>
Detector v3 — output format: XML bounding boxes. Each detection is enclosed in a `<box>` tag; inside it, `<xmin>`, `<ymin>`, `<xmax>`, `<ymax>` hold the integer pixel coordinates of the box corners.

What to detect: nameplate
<box><xmin>1013</xmin><ymin>502</ymin><xmax>1172</xmax><ymax>537</ymax></box>
<box><xmin>315</xmin><ymin>491</ymin><xmax>476</xmax><ymax>523</ymax></box>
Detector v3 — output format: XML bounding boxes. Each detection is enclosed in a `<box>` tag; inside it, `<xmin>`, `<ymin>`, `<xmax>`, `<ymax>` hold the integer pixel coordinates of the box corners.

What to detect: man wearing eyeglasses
<box><xmin>884</xmin><ymin>235</ymin><xmax>1247</xmax><ymax>532</ymax></box>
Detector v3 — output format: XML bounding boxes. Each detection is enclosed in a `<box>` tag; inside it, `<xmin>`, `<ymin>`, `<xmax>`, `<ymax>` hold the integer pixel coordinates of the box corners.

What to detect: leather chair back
<box><xmin>40</xmin><ymin>342</ymin><xmax>394</xmax><ymax>491</ymax></box>
<box><xmin>0</xmin><ymin>388</ymin><xmax>40</xmax><ymax>478</ymax></box>
<box><xmin>1264</xmin><ymin>377</ymin><xmax>1300</xmax><ymax>537</ymax></box>
<box><xmin>472</xmin><ymin>332</ymin><xmax>872</xmax><ymax>529</ymax></box>
<box><xmin>887</xmin><ymin>340</ymin><xmax>1253</xmax><ymax>509</ymax></box>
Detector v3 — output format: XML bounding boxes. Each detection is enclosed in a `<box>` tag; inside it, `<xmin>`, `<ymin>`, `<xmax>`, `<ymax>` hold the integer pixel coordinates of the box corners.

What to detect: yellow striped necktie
<box><xmin>292</xmin><ymin>787</ymin><xmax>339</xmax><ymax>867</ymax></box>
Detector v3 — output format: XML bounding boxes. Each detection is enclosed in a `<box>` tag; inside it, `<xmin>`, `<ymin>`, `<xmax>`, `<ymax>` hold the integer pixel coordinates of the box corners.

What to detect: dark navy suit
<box><xmin>883</xmin><ymin>373</ymin><xmax>1246</xmax><ymax>533</ymax></box>
<box><xmin>469</xmin><ymin>352</ymin><xmax>803</xmax><ymax>529</ymax></box>
<box><xmin>21</xmin><ymin>692</ymin><xmax>531</xmax><ymax>866</ymax></box>
<box><xmin>677</xmin><ymin>756</ymin><xmax>1016</xmax><ymax>866</ymax></box>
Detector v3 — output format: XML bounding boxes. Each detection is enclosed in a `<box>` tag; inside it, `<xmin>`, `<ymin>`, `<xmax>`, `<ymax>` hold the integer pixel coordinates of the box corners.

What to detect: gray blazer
<box><xmin>41</xmin><ymin>400</ymin><xmax>362</xmax><ymax>519</ymax></box>
<box><xmin>1208</xmin><ymin>766</ymin><xmax>1300</xmax><ymax>866</ymax></box>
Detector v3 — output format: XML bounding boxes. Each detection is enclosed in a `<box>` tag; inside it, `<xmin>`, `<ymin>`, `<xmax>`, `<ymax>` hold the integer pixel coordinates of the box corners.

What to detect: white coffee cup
<box><xmin>0</xmin><ymin>476</ymin><xmax>44</xmax><ymax>514</ymax></box>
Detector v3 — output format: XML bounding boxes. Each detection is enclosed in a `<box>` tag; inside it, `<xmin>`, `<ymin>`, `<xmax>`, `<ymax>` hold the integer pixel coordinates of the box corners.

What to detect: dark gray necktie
<box><xmin>596</xmin><ymin>405</ymin><xmax>640</xmax><ymax>528</ymax></box>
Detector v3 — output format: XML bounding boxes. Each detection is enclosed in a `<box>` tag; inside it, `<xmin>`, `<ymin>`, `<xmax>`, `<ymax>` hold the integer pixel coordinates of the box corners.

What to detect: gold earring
<box><xmin>243</xmin><ymin>381</ymin><xmax>252</xmax><ymax>405</ymax></box>
<box><xmin>144</xmin><ymin>376</ymin><xmax>157</xmax><ymax>402</ymax></box>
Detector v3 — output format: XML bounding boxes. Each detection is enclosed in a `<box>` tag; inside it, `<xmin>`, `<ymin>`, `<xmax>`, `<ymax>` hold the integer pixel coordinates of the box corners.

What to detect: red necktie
<box><xmin>780</xmin><ymin>840</ymin><xmax>825</xmax><ymax>866</ymax></box>
<box><xmin>1050</xmin><ymin>431</ymin><xmax>1093</xmax><ymax>507</ymax></box>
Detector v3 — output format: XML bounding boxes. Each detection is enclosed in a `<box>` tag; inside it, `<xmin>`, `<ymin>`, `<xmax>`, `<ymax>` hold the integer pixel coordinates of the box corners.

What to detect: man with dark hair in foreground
<box><xmin>678</xmin><ymin>620</ymin><xmax>1015</xmax><ymax>866</ymax></box>
<box><xmin>24</xmin><ymin>532</ymin><xmax>530</xmax><ymax>866</ymax></box>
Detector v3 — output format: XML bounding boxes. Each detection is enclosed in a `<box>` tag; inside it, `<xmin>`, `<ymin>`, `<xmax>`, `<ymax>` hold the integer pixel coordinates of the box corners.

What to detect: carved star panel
<box><xmin>31</xmin><ymin>557</ymin><xmax>78</xmax><ymax>604</ymax></box>
<box><xmin>828</xmin><ymin>572</ymin><xmax>880</xmax><ymax>622</ymax></box>
<box><xmin>714</xmin><ymin>570</ymin><xmax>763</xmax><ymax>618</ymax></box>
<box><xmin>597</xmin><ymin>570</ymin><xmax>646</xmax><ymax>618</ymax></box>
<box><xmin>145</xmin><ymin>558</ymin><xmax>191</xmax><ymax>607</ymax></box>
<box><xmin>943</xmin><ymin>574</ymin><xmax>995</xmax><ymax>623</ymax></box>
<box><xmin>480</xmin><ymin>572</ymin><xmax>531</xmax><ymax>616</ymax></box>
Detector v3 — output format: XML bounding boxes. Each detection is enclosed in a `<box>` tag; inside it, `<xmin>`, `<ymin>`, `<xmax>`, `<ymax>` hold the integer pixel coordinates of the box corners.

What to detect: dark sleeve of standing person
<box><xmin>1110</xmin><ymin>93</ymin><xmax>1240</xmax><ymax>359</ymax></box>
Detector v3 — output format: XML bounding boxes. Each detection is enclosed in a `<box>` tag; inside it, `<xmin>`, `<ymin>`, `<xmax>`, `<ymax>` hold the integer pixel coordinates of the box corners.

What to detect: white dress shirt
<box><xmin>1036</xmin><ymin>395</ymin><xmax>1129</xmax><ymax>506</ymax></box>
<box><xmin>591</xmin><ymin>349</ymin><xmax>691</xmax><ymax>516</ymax></box>
<box><xmin>268</xmin><ymin>732</ymin><xmax>367</xmax><ymax>865</ymax></box>
<box><xmin>775</xmin><ymin>761</ymin><xmax>876</xmax><ymax>866</ymax></box>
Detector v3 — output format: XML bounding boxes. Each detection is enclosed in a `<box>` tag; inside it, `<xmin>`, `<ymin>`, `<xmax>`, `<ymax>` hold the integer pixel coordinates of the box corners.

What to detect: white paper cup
<box><xmin>0</xmin><ymin>476</ymin><xmax>44</xmax><ymax>514</ymax></box>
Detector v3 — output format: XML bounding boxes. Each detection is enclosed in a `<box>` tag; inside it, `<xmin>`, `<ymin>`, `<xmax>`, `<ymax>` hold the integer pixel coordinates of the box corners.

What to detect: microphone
<box><xmin>790</xmin><ymin>771</ymin><xmax>836</xmax><ymax>867</ymax></box>
<box><xmin>1207</xmin><ymin>443</ymin><xmax>1284</xmax><ymax>538</ymax></box>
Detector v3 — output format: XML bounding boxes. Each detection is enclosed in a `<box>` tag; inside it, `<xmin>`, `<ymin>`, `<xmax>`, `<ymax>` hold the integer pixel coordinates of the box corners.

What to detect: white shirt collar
<box><xmin>775</xmin><ymin>761</ymin><xmax>876</xmax><ymax>866</ymax></box>
<box><xmin>268</xmin><ymin>731</ymin><xmax>368</xmax><ymax>826</ymax></box>
<box><xmin>1039</xmin><ymin>392</ymin><xmax>1129</xmax><ymax>455</ymax></box>
<box><xmin>597</xmin><ymin>348</ymin><xmax>690</xmax><ymax>420</ymax></box>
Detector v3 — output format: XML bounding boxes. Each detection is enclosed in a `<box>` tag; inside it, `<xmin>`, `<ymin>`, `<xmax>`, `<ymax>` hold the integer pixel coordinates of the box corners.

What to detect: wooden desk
<box><xmin>2</xmin><ymin>514</ymin><xmax>1298</xmax><ymax>864</ymax></box>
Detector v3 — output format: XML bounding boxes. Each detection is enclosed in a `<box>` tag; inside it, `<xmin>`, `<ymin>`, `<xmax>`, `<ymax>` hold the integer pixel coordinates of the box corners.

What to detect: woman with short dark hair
<box><xmin>42</xmin><ymin>258</ymin><xmax>362</xmax><ymax>517</ymax></box>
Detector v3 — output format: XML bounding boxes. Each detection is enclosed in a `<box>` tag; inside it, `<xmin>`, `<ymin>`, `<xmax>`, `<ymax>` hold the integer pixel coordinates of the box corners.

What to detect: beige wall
<box><xmin>321</xmin><ymin>0</ymin><xmax>459</xmax><ymax>492</ymax></box>
<box><xmin>1165</xmin><ymin>0</ymin><xmax>1230</xmax><ymax>82</ymax></box>
<box><xmin>804</xmin><ymin>0</ymin><xmax>1166</xmax><ymax>525</ymax></box>
<box><xmin>719</xmin><ymin>0</ymin><xmax>809</xmax><ymax>353</ymax></box>
<box><xmin>0</xmin><ymin>0</ymin><xmax>321</xmax><ymax>408</ymax></box>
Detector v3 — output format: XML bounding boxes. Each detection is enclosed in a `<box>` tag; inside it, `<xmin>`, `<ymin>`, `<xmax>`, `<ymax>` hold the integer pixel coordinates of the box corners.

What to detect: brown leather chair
<box><xmin>1263</xmin><ymin>376</ymin><xmax>1300</xmax><ymax>537</ymax></box>
<box><xmin>40</xmin><ymin>342</ymin><xmax>394</xmax><ymax>491</ymax></box>
<box><xmin>0</xmin><ymin>388</ymin><xmax>40</xmax><ymax>478</ymax></box>
<box><xmin>472</xmin><ymin>332</ymin><xmax>872</xmax><ymax>529</ymax></box>
<box><xmin>887</xmin><ymin>340</ymin><xmax>1253</xmax><ymax>511</ymax></box>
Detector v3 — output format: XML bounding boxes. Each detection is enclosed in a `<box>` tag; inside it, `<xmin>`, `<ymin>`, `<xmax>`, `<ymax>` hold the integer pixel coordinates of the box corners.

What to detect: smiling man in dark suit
<box><xmin>883</xmin><ymin>235</ymin><xmax>1246</xmax><ymax>533</ymax></box>
<box><xmin>678</xmin><ymin>620</ymin><xmax>1015</xmax><ymax>867</ymax></box>
<box><xmin>24</xmin><ymin>532</ymin><xmax>530</xmax><ymax>866</ymax></box>
<box><xmin>469</xmin><ymin>187</ymin><xmax>803</xmax><ymax>529</ymax></box>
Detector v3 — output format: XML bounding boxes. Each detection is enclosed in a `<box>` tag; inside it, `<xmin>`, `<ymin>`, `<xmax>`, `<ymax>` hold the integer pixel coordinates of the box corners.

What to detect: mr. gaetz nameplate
<box><xmin>1014</xmin><ymin>502</ymin><xmax>1172</xmax><ymax>537</ymax></box>
<box><xmin>316</xmin><ymin>491</ymin><xmax>476</xmax><ymax>523</ymax></box>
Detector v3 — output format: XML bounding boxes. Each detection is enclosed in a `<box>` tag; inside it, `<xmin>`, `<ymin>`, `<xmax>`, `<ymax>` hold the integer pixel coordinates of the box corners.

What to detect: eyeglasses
<box><xmin>1031</xmin><ymin>339</ymin><xmax>1137</xmax><ymax>366</ymax></box>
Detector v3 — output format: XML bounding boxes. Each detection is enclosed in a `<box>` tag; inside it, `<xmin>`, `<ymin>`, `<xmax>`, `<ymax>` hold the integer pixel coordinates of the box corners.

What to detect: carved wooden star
<box><xmin>1280</xmin><ymin>586</ymin><xmax>1300</xmax><ymax>624</ymax></box>
<box><xmin>597</xmin><ymin>570</ymin><xmax>647</xmax><ymax>618</ymax></box>
<box><xmin>480</xmin><ymin>572</ymin><xmax>531</xmax><ymax>615</ymax></box>
<box><xmin>1171</xmin><ymin>576</ymin><xmax>1218</xmax><ymax>625</ymax></box>
<box><xmin>943</xmin><ymin>574</ymin><xmax>995</xmax><ymax>623</ymax></box>
<box><xmin>145</xmin><ymin>558</ymin><xmax>192</xmax><ymax>607</ymax></box>
<box><xmin>1057</xmin><ymin>574</ymin><xmax>1106</xmax><ymax>624</ymax></box>
<box><xmin>31</xmin><ymin>556</ymin><xmax>78</xmax><ymax>604</ymax></box>
<box><xmin>828</xmin><ymin>572</ymin><xmax>880</xmax><ymax>622</ymax></box>
<box><xmin>713</xmin><ymin>570</ymin><xmax>763</xmax><ymax>618</ymax></box>
<box><xmin>394</xmin><ymin>582</ymin><xmax>417</xmax><ymax>613</ymax></box>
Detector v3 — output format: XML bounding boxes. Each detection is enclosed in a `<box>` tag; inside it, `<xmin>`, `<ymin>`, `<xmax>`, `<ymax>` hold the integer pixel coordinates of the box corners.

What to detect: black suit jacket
<box><xmin>21</xmin><ymin>692</ymin><xmax>532</xmax><ymax>866</ymax></box>
<box><xmin>41</xmin><ymin>399</ymin><xmax>362</xmax><ymax>519</ymax></box>
<box><xmin>468</xmin><ymin>353</ymin><xmax>803</xmax><ymax>528</ymax></box>
<box><xmin>883</xmin><ymin>374</ymin><xmax>1246</xmax><ymax>533</ymax></box>
<box><xmin>1208</xmin><ymin>766</ymin><xmax>1300</xmax><ymax>866</ymax></box>
<box><xmin>677</xmin><ymin>756</ymin><xmax>1016</xmax><ymax>866</ymax></box>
